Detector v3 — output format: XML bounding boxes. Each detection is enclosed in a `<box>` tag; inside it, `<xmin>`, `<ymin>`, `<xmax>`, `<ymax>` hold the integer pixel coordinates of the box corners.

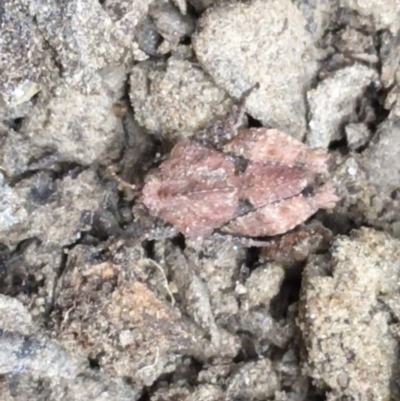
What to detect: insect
<box><xmin>139</xmin><ymin>89</ymin><xmax>338</xmax><ymax>239</ymax></box>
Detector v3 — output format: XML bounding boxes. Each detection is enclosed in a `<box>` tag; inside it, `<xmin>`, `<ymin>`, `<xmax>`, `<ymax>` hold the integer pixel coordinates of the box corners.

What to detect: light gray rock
<box><xmin>171</xmin><ymin>0</ymin><xmax>187</xmax><ymax>14</ymax></box>
<box><xmin>0</xmin><ymin>294</ymin><xmax>34</xmax><ymax>336</ymax></box>
<box><xmin>0</xmin><ymin>2</ymin><xmax>57</xmax><ymax>106</ymax></box>
<box><xmin>0</xmin><ymin>170</ymin><xmax>107</xmax><ymax>247</ymax></box>
<box><xmin>0</xmin><ymin>0</ymin><xmax>152</xmax><ymax>105</ymax></box>
<box><xmin>102</xmin><ymin>0</ymin><xmax>153</xmax><ymax>62</ymax></box>
<box><xmin>189</xmin><ymin>385</ymin><xmax>224</xmax><ymax>401</ymax></box>
<box><xmin>294</xmin><ymin>0</ymin><xmax>339</xmax><ymax>40</ymax></box>
<box><xmin>299</xmin><ymin>228</ymin><xmax>400</xmax><ymax>400</ymax></box>
<box><xmin>307</xmin><ymin>64</ymin><xmax>379</xmax><ymax>148</ymax></box>
<box><xmin>20</xmin><ymin>86</ymin><xmax>124</xmax><ymax>166</ymax></box>
<box><xmin>0</xmin><ymin>97</ymin><xmax>35</xmax><ymax>126</ymax></box>
<box><xmin>135</xmin><ymin>16</ymin><xmax>163</xmax><ymax>56</ymax></box>
<box><xmin>341</xmin><ymin>0</ymin><xmax>400</xmax><ymax>33</ymax></box>
<box><xmin>193</xmin><ymin>0</ymin><xmax>319</xmax><ymax>139</ymax></box>
<box><xmin>345</xmin><ymin>122</ymin><xmax>371</xmax><ymax>150</ymax></box>
<box><xmin>30</xmin><ymin>0</ymin><xmax>125</xmax><ymax>93</ymax></box>
<box><xmin>0</xmin><ymin>172</ymin><xmax>28</xmax><ymax>238</ymax></box>
<box><xmin>130</xmin><ymin>57</ymin><xmax>232</xmax><ymax>139</ymax></box>
<box><xmin>1</xmin><ymin>63</ymin><xmax>126</xmax><ymax>177</ymax></box>
<box><xmin>363</xmin><ymin>113</ymin><xmax>400</xmax><ymax>192</ymax></box>
<box><xmin>330</xmin><ymin>88</ymin><xmax>400</xmax><ymax>237</ymax></box>
<box><xmin>0</xmin><ymin>295</ymin><xmax>141</xmax><ymax>400</ymax></box>
<box><xmin>148</xmin><ymin>0</ymin><xmax>194</xmax><ymax>45</ymax></box>
<box><xmin>244</xmin><ymin>264</ymin><xmax>284</xmax><ymax>308</ymax></box>
<box><xmin>378</xmin><ymin>31</ymin><xmax>400</xmax><ymax>90</ymax></box>
<box><xmin>0</xmin><ymin>127</ymin><xmax>61</xmax><ymax>178</ymax></box>
<box><xmin>226</xmin><ymin>359</ymin><xmax>280</xmax><ymax>400</ymax></box>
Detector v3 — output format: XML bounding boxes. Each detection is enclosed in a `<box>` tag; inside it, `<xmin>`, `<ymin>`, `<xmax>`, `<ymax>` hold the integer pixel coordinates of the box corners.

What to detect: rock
<box><xmin>260</xmin><ymin>223</ymin><xmax>333</xmax><ymax>267</ymax></box>
<box><xmin>0</xmin><ymin>294</ymin><xmax>34</xmax><ymax>336</ymax></box>
<box><xmin>307</xmin><ymin>64</ymin><xmax>379</xmax><ymax>148</ymax></box>
<box><xmin>159</xmin><ymin>239</ymin><xmax>241</xmax><ymax>357</ymax></box>
<box><xmin>3</xmin><ymin>81</ymin><xmax>41</xmax><ymax>108</ymax></box>
<box><xmin>238</xmin><ymin>307</ymin><xmax>295</xmax><ymax>351</ymax></box>
<box><xmin>244</xmin><ymin>264</ymin><xmax>284</xmax><ymax>308</ymax></box>
<box><xmin>0</xmin><ymin>2</ymin><xmax>57</xmax><ymax>106</ymax></box>
<box><xmin>190</xmin><ymin>385</ymin><xmax>224</xmax><ymax>401</ymax></box>
<box><xmin>0</xmin><ymin>126</ymin><xmax>60</xmax><ymax>177</ymax></box>
<box><xmin>274</xmin><ymin>348</ymin><xmax>309</xmax><ymax>401</ymax></box>
<box><xmin>0</xmin><ymin>237</ymin><xmax>63</xmax><ymax>321</ymax></box>
<box><xmin>171</xmin><ymin>0</ymin><xmax>187</xmax><ymax>14</ymax></box>
<box><xmin>345</xmin><ymin>122</ymin><xmax>371</xmax><ymax>150</ymax></box>
<box><xmin>54</xmin><ymin>243</ymin><xmax>204</xmax><ymax>387</ymax></box>
<box><xmin>348</xmin><ymin>106</ymin><xmax>400</xmax><ymax>234</ymax></box>
<box><xmin>331</xmin><ymin>101</ymin><xmax>400</xmax><ymax>235</ymax></box>
<box><xmin>135</xmin><ymin>16</ymin><xmax>163</xmax><ymax>56</ymax></box>
<box><xmin>99</xmin><ymin>64</ymin><xmax>128</xmax><ymax>98</ymax></box>
<box><xmin>341</xmin><ymin>0</ymin><xmax>400</xmax><ymax>33</ymax></box>
<box><xmin>2</xmin><ymin>0</ymin><xmax>400</xmax><ymax>398</ymax></box>
<box><xmin>193</xmin><ymin>0</ymin><xmax>319</xmax><ymax>139</ymax></box>
<box><xmin>1</xmin><ymin>0</ymin><xmax>156</xmax><ymax>102</ymax></box>
<box><xmin>360</xmin><ymin>95</ymin><xmax>400</xmax><ymax>194</ymax></box>
<box><xmin>107</xmin><ymin>2</ymin><xmax>149</xmax><ymax>61</ymax></box>
<box><xmin>0</xmin><ymin>74</ymin><xmax>125</xmax><ymax>178</ymax></box>
<box><xmin>20</xmin><ymin>85</ymin><xmax>124</xmax><ymax>166</ymax></box>
<box><xmin>130</xmin><ymin>57</ymin><xmax>232</xmax><ymax>139</ymax></box>
<box><xmin>148</xmin><ymin>1</ymin><xmax>195</xmax><ymax>45</ymax></box>
<box><xmin>329</xmin><ymin>153</ymin><xmax>377</xmax><ymax>232</ymax></box>
<box><xmin>31</xmin><ymin>0</ymin><xmax>126</xmax><ymax>93</ymax></box>
<box><xmin>188</xmin><ymin>0</ymin><xmax>222</xmax><ymax>12</ymax></box>
<box><xmin>0</xmin><ymin>170</ymin><xmax>107</xmax><ymax>248</ymax></box>
<box><xmin>0</xmin><ymin>295</ymin><xmax>142</xmax><ymax>400</ymax></box>
<box><xmin>226</xmin><ymin>359</ymin><xmax>280</xmax><ymax>400</ymax></box>
<box><xmin>380</xmin><ymin>31</ymin><xmax>400</xmax><ymax>90</ymax></box>
<box><xmin>134</xmin><ymin>0</ymin><xmax>194</xmax><ymax>56</ymax></box>
<box><xmin>0</xmin><ymin>98</ymin><xmax>35</xmax><ymax>130</ymax></box>
<box><xmin>299</xmin><ymin>228</ymin><xmax>400</xmax><ymax>400</ymax></box>
<box><xmin>151</xmin><ymin>386</ymin><xmax>191</xmax><ymax>401</ymax></box>
<box><xmin>294</xmin><ymin>0</ymin><xmax>338</xmax><ymax>40</ymax></box>
<box><xmin>0</xmin><ymin>172</ymin><xmax>28</xmax><ymax>238</ymax></box>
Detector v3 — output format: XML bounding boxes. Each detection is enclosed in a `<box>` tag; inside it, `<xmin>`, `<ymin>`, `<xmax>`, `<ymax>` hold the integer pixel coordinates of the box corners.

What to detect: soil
<box><xmin>1</xmin><ymin>0</ymin><xmax>400</xmax><ymax>400</ymax></box>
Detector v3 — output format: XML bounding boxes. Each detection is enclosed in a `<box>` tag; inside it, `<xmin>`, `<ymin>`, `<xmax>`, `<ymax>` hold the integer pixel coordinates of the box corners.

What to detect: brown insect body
<box><xmin>142</xmin><ymin>127</ymin><xmax>338</xmax><ymax>238</ymax></box>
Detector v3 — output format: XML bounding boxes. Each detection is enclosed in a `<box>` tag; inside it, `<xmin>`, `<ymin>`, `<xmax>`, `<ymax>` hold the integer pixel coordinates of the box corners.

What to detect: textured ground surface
<box><xmin>1</xmin><ymin>0</ymin><xmax>400</xmax><ymax>400</ymax></box>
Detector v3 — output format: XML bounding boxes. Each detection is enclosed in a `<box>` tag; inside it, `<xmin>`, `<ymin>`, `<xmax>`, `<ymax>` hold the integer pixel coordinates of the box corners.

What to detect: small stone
<box><xmin>130</xmin><ymin>57</ymin><xmax>231</xmax><ymax>139</ymax></box>
<box><xmin>299</xmin><ymin>228</ymin><xmax>400</xmax><ymax>400</ymax></box>
<box><xmin>307</xmin><ymin>64</ymin><xmax>379</xmax><ymax>148</ymax></box>
<box><xmin>193</xmin><ymin>0</ymin><xmax>319</xmax><ymax>139</ymax></box>
<box><xmin>345</xmin><ymin>122</ymin><xmax>371</xmax><ymax>150</ymax></box>
<box><xmin>149</xmin><ymin>0</ymin><xmax>195</xmax><ymax>45</ymax></box>
<box><xmin>341</xmin><ymin>0</ymin><xmax>400</xmax><ymax>32</ymax></box>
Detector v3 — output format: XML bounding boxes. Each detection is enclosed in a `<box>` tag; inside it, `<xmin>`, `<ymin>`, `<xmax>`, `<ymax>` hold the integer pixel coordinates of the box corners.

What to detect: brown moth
<box><xmin>141</xmin><ymin>127</ymin><xmax>338</xmax><ymax>238</ymax></box>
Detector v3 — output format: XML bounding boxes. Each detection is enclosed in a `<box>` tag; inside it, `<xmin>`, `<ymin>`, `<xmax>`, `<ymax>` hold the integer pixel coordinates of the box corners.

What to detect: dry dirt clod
<box><xmin>52</xmin><ymin>241</ymin><xmax>208</xmax><ymax>388</ymax></box>
<box><xmin>225</xmin><ymin>358</ymin><xmax>280</xmax><ymax>400</ymax></box>
<box><xmin>149</xmin><ymin>0</ymin><xmax>195</xmax><ymax>46</ymax></box>
<box><xmin>332</xmin><ymin>88</ymin><xmax>400</xmax><ymax>237</ymax></box>
<box><xmin>298</xmin><ymin>228</ymin><xmax>400</xmax><ymax>400</ymax></box>
<box><xmin>20</xmin><ymin>85</ymin><xmax>125</xmax><ymax>166</ymax></box>
<box><xmin>259</xmin><ymin>223</ymin><xmax>334</xmax><ymax>267</ymax></box>
<box><xmin>193</xmin><ymin>0</ymin><xmax>319</xmax><ymax>140</ymax></box>
<box><xmin>129</xmin><ymin>56</ymin><xmax>232</xmax><ymax>140</ymax></box>
<box><xmin>0</xmin><ymin>294</ymin><xmax>142</xmax><ymax>400</ymax></box>
<box><xmin>344</xmin><ymin>122</ymin><xmax>371</xmax><ymax>150</ymax></box>
<box><xmin>306</xmin><ymin>64</ymin><xmax>379</xmax><ymax>149</ymax></box>
<box><xmin>340</xmin><ymin>0</ymin><xmax>400</xmax><ymax>33</ymax></box>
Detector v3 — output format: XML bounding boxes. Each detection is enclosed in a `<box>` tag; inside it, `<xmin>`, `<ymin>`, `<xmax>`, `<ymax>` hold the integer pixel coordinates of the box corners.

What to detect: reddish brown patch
<box><xmin>142</xmin><ymin>128</ymin><xmax>338</xmax><ymax>238</ymax></box>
